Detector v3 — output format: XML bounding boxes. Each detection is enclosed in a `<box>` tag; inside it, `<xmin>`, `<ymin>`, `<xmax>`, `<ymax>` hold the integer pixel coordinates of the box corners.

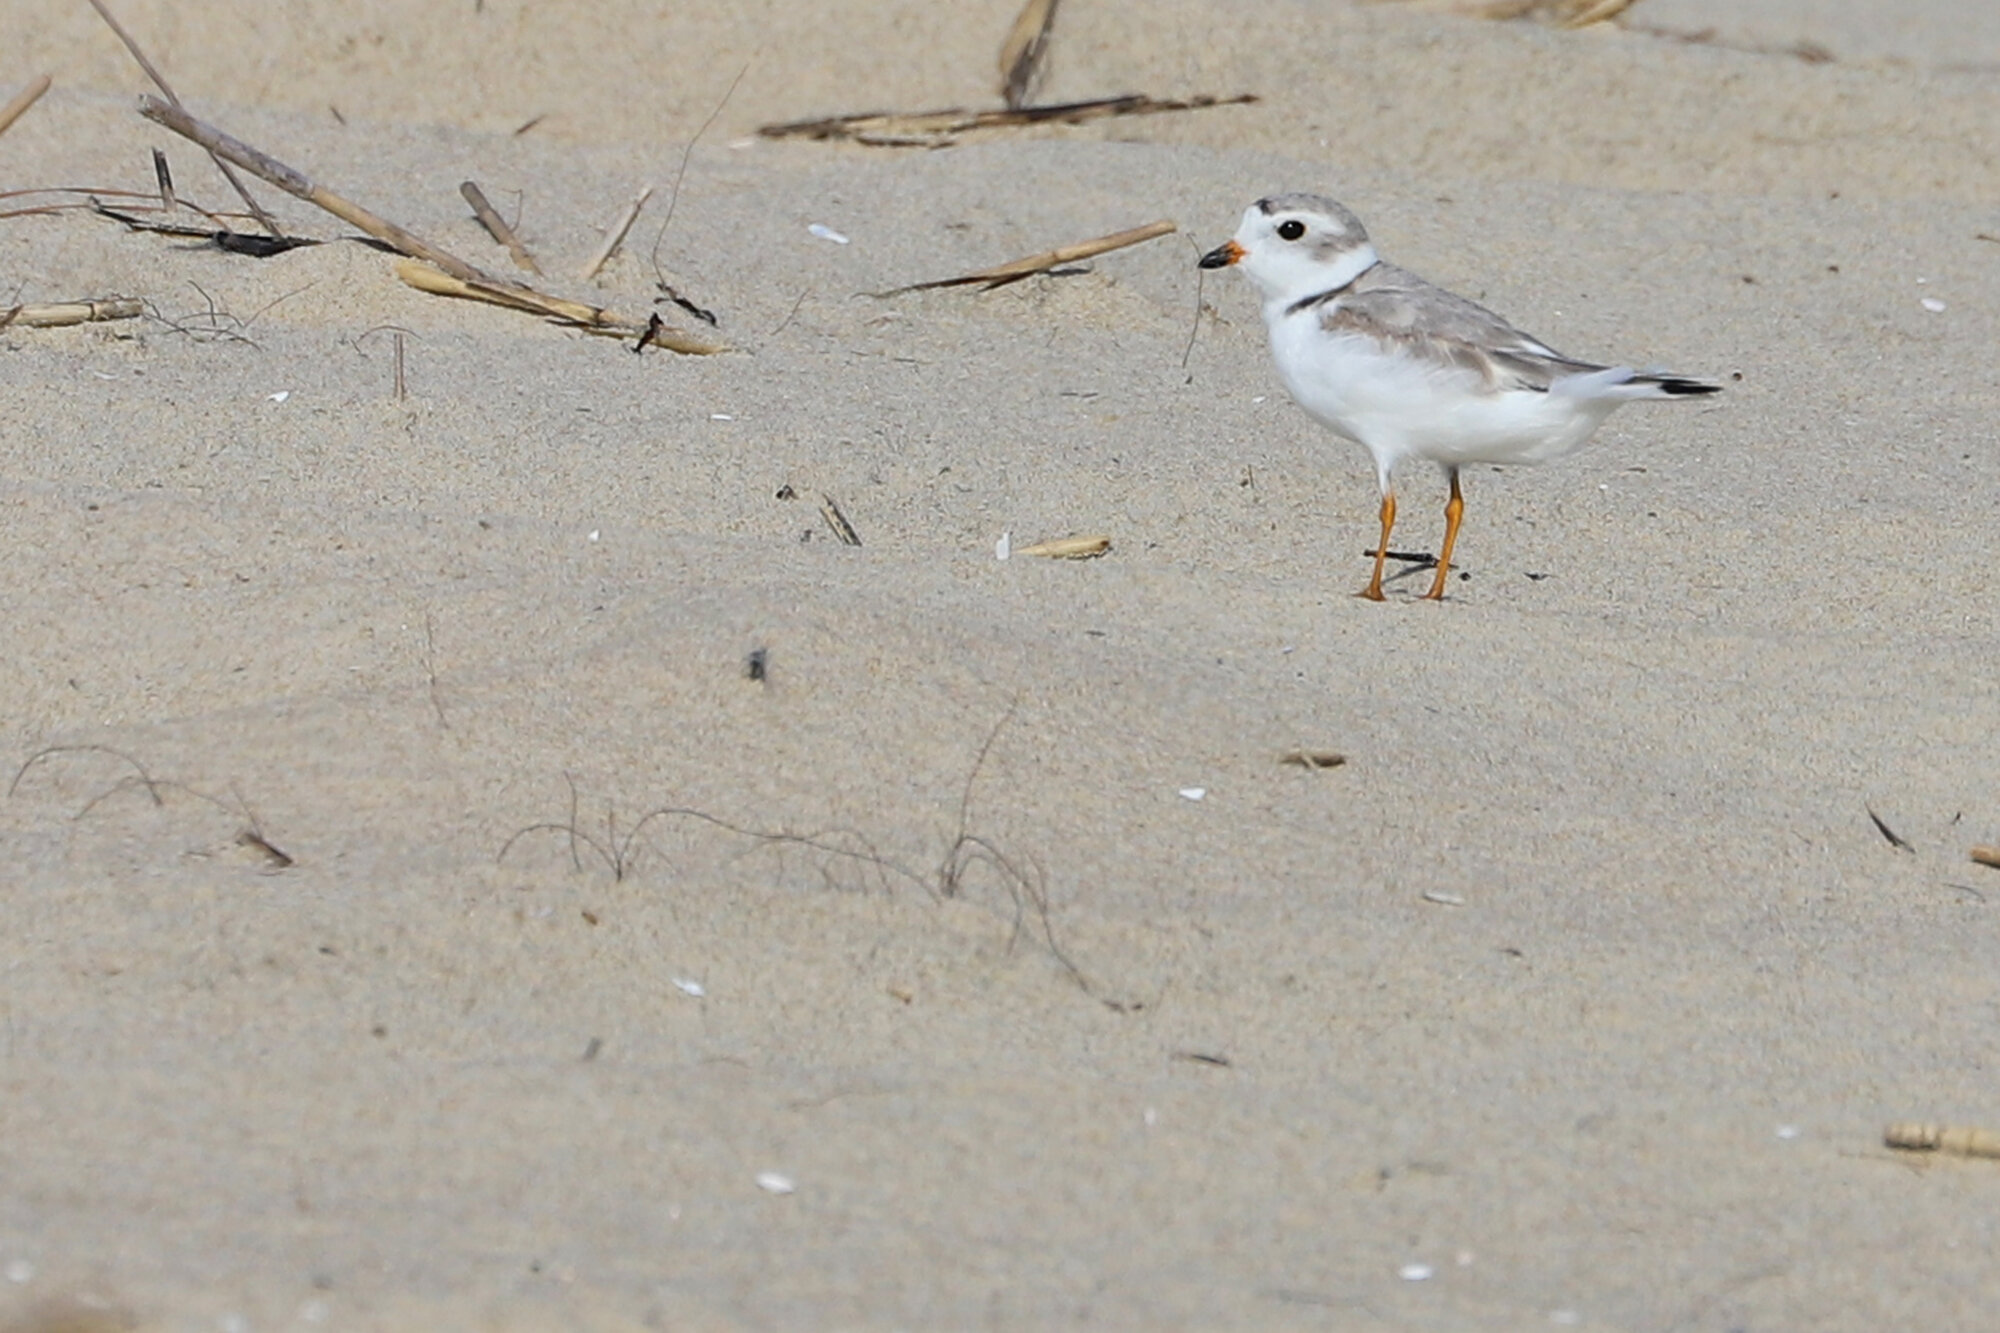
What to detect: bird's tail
<box><xmin>1552</xmin><ymin>366</ymin><xmax>1721</xmax><ymax>401</ymax></box>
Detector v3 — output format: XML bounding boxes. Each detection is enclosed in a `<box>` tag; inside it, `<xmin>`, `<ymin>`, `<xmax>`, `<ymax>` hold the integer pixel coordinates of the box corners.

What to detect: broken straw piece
<box><xmin>1885</xmin><ymin>1122</ymin><xmax>2000</xmax><ymax>1159</ymax></box>
<box><xmin>0</xmin><ymin>297</ymin><xmax>143</xmax><ymax>329</ymax></box>
<box><xmin>1017</xmin><ymin>535</ymin><xmax>1111</xmax><ymax>559</ymax></box>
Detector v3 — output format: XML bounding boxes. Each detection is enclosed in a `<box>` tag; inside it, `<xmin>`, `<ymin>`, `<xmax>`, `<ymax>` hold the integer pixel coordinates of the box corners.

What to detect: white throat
<box><xmin>1263</xmin><ymin>243</ymin><xmax>1379</xmax><ymax>323</ymax></box>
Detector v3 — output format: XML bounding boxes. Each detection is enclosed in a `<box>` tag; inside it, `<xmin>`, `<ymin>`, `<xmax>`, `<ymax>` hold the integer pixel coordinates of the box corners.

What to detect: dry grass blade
<box><xmin>759</xmin><ymin>93</ymin><xmax>1257</xmax><ymax>146</ymax></box>
<box><xmin>1279</xmin><ymin>750</ymin><xmax>1348</xmax><ymax>770</ymax></box>
<box><xmin>1016</xmin><ymin>535</ymin><xmax>1110</xmax><ymax>559</ymax></box>
<box><xmin>459</xmin><ymin>180</ymin><xmax>540</xmax><ymax>273</ymax></box>
<box><xmin>392</xmin><ymin>259</ymin><xmax>727</xmax><ymax>353</ymax></box>
<box><xmin>579</xmin><ymin>184</ymin><xmax>653</xmax><ymax>281</ymax></box>
<box><xmin>1556</xmin><ymin>0</ymin><xmax>1639</xmax><ymax>25</ymax></box>
<box><xmin>877</xmin><ymin>219</ymin><xmax>1175</xmax><ymax>295</ymax></box>
<box><xmin>1866</xmin><ymin>805</ymin><xmax>1914</xmax><ymax>852</ymax></box>
<box><xmin>999</xmin><ymin>0</ymin><xmax>1060</xmax><ymax>109</ymax></box>
<box><xmin>818</xmin><ymin>493</ymin><xmax>862</xmax><ymax>546</ymax></box>
<box><xmin>1466</xmin><ymin>0</ymin><xmax>1640</xmax><ymax>23</ymax></box>
<box><xmin>0</xmin><ymin>74</ymin><xmax>52</xmax><ymax>139</ymax></box>
<box><xmin>0</xmin><ymin>298</ymin><xmax>143</xmax><ymax>329</ymax></box>
<box><xmin>137</xmin><ymin>98</ymin><xmax>724</xmax><ymax>354</ymax></box>
<box><xmin>1972</xmin><ymin>845</ymin><xmax>2000</xmax><ymax>870</ymax></box>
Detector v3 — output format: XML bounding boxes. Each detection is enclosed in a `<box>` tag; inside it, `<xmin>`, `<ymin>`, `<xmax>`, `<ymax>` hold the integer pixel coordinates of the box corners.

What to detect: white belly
<box><xmin>1266</xmin><ymin>318</ymin><xmax>1621</xmax><ymax>481</ymax></box>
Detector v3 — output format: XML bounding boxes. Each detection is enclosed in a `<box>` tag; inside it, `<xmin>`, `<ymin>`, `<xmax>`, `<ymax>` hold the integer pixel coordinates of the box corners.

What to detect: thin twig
<box><xmin>84</xmin><ymin>0</ymin><xmax>280</xmax><ymax>236</ymax></box>
<box><xmin>874</xmin><ymin>219</ymin><xmax>1175</xmax><ymax>295</ymax></box>
<box><xmin>760</xmin><ymin>93</ymin><xmax>1257</xmax><ymax>146</ymax></box>
<box><xmin>1181</xmin><ymin>234</ymin><xmax>1208</xmax><ymax>369</ymax></box>
<box><xmin>11</xmin><ymin>745</ymin><xmax>165</xmax><ymax>804</ymax></box>
<box><xmin>0</xmin><ymin>75</ymin><xmax>52</xmax><ymax>139</ymax></box>
<box><xmin>580</xmin><ymin>185</ymin><xmax>652</xmax><ymax>281</ymax></box>
<box><xmin>651</xmin><ymin>61</ymin><xmax>749</xmax><ymax>271</ymax></box>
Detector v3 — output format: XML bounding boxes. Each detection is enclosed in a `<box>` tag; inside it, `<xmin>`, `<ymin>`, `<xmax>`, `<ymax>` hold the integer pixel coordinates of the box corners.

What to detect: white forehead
<box><xmin>1241</xmin><ymin>194</ymin><xmax>1370</xmax><ymax>247</ymax></box>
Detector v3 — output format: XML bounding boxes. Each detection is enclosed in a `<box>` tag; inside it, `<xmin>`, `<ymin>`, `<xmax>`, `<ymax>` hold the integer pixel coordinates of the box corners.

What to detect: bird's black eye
<box><xmin>1276</xmin><ymin>219</ymin><xmax>1306</xmax><ymax>241</ymax></box>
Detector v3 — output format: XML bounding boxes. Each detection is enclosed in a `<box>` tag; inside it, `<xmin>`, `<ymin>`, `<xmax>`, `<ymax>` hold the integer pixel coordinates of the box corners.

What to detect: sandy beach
<box><xmin>3</xmin><ymin>1</ymin><xmax>1998</xmax><ymax>1328</ymax></box>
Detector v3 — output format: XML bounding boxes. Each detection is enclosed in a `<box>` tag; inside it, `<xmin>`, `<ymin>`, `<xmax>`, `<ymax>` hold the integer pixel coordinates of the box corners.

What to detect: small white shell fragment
<box><xmin>672</xmin><ymin>977</ymin><xmax>706</xmax><ymax>998</ymax></box>
<box><xmin>587</xmin><ymin>530</ymin><xmax>600</xmax><ymax>542</ymax></box>
<box><xmin>710</xmin><ymin>412</ymin><xmax>734</xmax><ymax>421</ymax></box>
<box><xmin>267</xmin><ymin>390</ymin><xmax>290</xmax><ymax>402</ymax></box>
<box><xmin>807</xmin><ymin>223</ymin><xmax>850</xmax><ymax>245</ymax></box>
<box><xmin>755</xmin><ymin>1170</ymin><xmax>796</xmax><ymax>1195</ymax></box>
<box><xmin>1775</xmin><ymin>1123</ymin><xmax>1800</xmax><ymax>1140</ymax></box>
<box><xmin>1178</xmin><ymin>787</ymin><xmax>1206</xmax><ymax>801</ymax></box>
<box><xmin>1421</xmin><ymin>891</ymin><xmax>1466</xmax><ymax>906</ymax></box>
<box><xmin>1920</xmin><ymin>297</ymin><xmax>1946</xmax><ymax>312</ymax></box>
<box><xmin>1398</xmin><ymin>1262</ymin><xmax>1434</xmax><ymax>1282</ymax></box>
<box><xmin>994</xmin><ymin>530</ymin><xmax>1011</xmax><ymax>561</ymax></box>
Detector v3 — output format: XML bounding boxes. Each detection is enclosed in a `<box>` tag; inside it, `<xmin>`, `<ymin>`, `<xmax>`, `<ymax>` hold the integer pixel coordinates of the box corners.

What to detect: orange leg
<box><xmin>1422</xmin><ymin>468</ymin><xmax>1464</xmax><ymax>601</ymax></box>
<box><xmin>1359</xmin><ymin>490</ymin><xmax>1395</xmax><ymax>601</ymax></box>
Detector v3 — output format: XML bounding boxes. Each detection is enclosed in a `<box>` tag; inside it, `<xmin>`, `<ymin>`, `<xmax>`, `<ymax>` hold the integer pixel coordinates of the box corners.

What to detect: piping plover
<box><xmin>1199</xmin><ymin>194</ymin><xmax>1719</xmax><ymax>601</ymax></box>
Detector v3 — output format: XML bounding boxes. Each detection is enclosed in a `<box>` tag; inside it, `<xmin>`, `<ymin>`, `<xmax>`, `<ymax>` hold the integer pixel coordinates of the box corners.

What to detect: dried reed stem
<box><xmin>761</xmin><ymin>93</ymin><xmax>1257</xmax><ymax>146</ymax></box>
<box><xmin>85</xmin><ymin>0</ymin><xmax>280</xmax><ymax>235</ymax></box>
<box><xmin>392</xmin><ymin>259</ymin><xmax>726</xmax><ymax>353</ymax></box>
<box><xmin>1885</xmin><ymin>1122</ymin><xmax>2000</xmax><ymax>1160</ymax></box>
<box><xmin>140</xmin><ymin>96</ymin><xmax>494</xmax><ymax>282</ymax></box>
<box><xmin>460</xmin><ymin>180</ymin><xmax>540</xmax><ymax>273</ymax></box>
<box><xmin>0</xmin><ymin>298</ymin><xmax>144</xmax><ymax>329</ymax></box>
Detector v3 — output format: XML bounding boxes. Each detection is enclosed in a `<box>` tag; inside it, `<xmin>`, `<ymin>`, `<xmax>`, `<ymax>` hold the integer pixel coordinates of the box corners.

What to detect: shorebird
<box><xmin>1200</xmin><ymin>194</ymin><xmax>1718</xmax><ymax>600</ymax></box>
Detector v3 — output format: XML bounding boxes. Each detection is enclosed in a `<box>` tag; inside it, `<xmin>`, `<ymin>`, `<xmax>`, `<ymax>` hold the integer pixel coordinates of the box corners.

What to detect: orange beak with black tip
<box><xmin>1197</xmin><ymin>240</ymin><xmax>1243</xmax><ymax>269</ymax></box>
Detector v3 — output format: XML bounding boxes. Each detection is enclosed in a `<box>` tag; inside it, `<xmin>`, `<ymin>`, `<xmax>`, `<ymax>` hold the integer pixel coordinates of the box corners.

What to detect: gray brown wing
<box><xmin>1320</xmin><ymin>263</ymin><xmax>1604</xmax><ymax>392</ymax></box>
